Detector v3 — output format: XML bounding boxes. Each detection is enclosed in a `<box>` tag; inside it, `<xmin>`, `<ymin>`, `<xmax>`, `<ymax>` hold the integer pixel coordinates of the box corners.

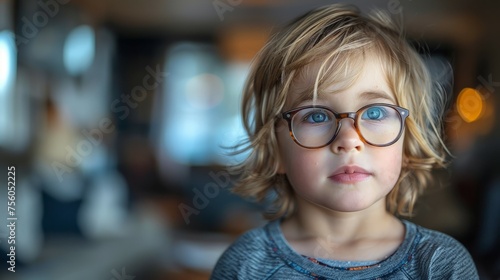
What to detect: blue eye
<box><xmin>362</xmin><ymin>106</ymin><xmax>386</xmax><ymax>120</ymax></box>
<box><xmin>305</xmin><ymin>111</ymin><xmax>330</xmax><ymax>123</ymax></box>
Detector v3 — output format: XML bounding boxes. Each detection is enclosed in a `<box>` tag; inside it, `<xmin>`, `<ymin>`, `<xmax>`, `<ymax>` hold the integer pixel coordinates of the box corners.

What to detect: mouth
<box><xmin>329</xmin><ymin>165</ymin><xmax>372</xmax><ymax>184</ymax></box>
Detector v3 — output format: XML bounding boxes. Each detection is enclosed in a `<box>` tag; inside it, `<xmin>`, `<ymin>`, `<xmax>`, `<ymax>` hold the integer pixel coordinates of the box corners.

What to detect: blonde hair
<box><xmin>232</xmin><ymin>4</ymin><xmax>448</xmax><ymax>219</ymax></box>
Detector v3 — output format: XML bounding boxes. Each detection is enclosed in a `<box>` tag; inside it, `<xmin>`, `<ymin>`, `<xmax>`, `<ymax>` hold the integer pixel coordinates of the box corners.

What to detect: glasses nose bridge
<box><xmin>336</xmin><ymin>112</ymin><xmax>358</xmax><ymax>123</ymax></box>
<box><xmin>334</xmin><ymin>112</ymin><xmax>359</xmax><ymax>137</ymax></box>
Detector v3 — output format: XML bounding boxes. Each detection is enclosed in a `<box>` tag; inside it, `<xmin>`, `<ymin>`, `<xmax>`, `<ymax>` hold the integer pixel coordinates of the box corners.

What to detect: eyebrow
<box><xmin>358</xmin><ymin>90</ymin><xmax>396</xmax><ymax>103</ymax></box>
<box><xmin>288</xmin><ymin>89</ymin><xmax>396</xmax><ymax>110</ymax></box>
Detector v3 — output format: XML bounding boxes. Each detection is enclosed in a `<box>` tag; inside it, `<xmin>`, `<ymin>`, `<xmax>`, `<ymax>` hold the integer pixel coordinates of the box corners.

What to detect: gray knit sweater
<box><xmin>211</xmin><ymin>219</ymin><xmax>479</xmax><ymax>279</ymax></box>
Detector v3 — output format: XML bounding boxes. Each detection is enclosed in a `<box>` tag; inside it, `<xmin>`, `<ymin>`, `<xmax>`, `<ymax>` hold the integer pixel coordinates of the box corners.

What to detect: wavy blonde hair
<box><xmin>231</xmin><ymin>4</ymin><xmax>449</xmax><ymax>219</ymax></box>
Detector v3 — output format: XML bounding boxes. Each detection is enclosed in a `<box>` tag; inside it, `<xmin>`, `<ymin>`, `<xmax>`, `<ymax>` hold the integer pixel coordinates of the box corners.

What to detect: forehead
<box><xmin>285</xmin><ymin>50</ymin><xmax>395</xmax><ymax>108</ymax></box>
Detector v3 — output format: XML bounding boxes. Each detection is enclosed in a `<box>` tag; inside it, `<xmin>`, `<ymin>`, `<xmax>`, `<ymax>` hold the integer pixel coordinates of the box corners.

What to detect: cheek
<box><xmin>283</xmin><ymin>152</ymin><xmax>325</xmax><ymax>197</ymax></box>
<box><xmin>286</xmin><ymin>152</ymin><xmax>322</xmax><ymax>175</ymax></box>
<box><xmin>277</xmin><ymin>131</ymin><xmax>324</xmax><ymax>187</ymax></box>
<box><xmin>279</xmin><ymin>144</ymin><xmax>315</xmax><ymax>175</ymax></box>
<box><xmin>379</xmin><ymin>143</ymin><xmax>404</xmax><ymax>185</ymax></box>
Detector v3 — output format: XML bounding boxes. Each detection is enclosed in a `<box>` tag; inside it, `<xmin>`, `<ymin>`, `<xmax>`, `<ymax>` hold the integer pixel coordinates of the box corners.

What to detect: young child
<box><xmin>211</xmin><ymin>4</ymin><xmax>479</xmax><ymax>279</ymax></box>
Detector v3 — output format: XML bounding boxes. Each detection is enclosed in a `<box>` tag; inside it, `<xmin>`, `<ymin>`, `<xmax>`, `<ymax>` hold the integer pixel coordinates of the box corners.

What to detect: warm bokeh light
<box><xmin>457</xmin><ymin>87</ymin><xmax>484</xmax><ymax>123</ymax></box>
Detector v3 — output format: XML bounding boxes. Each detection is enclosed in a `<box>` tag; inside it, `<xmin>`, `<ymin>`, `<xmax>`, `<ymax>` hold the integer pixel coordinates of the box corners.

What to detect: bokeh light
<box><xmin>63</xmin><ymin>25</ymin><xmax>95</xmax><ymax>76</ymax></box>
<box><xmin>457</xmin><ymin>87</ymin><xmax>484</xmax><ymax>123</ymax></box>
<box><xmin>0</xmin><ymin>30</ymin><xmax>16</xmax><ymax>94</ymax></box>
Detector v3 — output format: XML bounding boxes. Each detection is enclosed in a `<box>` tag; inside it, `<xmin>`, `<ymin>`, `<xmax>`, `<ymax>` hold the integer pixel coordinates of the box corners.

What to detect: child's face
<box><xmin>276</xmin><ymin>54</ymin><xmax>404</xmax><ymax>214</ymax></box>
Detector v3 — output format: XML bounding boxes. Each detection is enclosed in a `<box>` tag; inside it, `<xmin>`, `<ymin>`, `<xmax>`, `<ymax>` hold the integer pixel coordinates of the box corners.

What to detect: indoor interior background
<box><xmin>0</xmin><ymin>0</ymin><xmax>499</xmax><ymax>279</ymax></box>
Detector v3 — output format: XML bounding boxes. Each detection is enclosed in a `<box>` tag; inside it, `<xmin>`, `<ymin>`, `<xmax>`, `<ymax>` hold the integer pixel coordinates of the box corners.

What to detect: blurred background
<box><xmin>0</xmin><ymin>0</ymin><xmax>499</xmax><ymax>279</ymax></box>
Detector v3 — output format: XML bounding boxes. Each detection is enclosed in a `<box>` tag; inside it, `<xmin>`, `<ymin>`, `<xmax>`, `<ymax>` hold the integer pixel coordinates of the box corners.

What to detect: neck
<box><xmin>280</xmin><ymin>197</ymin><xmax>404</xmax><ymax>261</ymax></box>
<box><xmin>286</xmin><ymin>198</ymin><xmax>394</xmax><ymax>239</ymax></box>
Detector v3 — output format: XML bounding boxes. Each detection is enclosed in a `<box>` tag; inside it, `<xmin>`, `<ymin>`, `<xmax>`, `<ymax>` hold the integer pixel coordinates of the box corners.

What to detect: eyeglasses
<box><xmin>281</xmin><ymin>103</ymin><xmax>409</xmax><ymax>149</ymax></box>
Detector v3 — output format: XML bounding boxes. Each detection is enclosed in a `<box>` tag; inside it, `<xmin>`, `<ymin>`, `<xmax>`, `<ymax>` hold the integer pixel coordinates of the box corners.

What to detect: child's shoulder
<box><xmin>226</xmin><ymin>221</ymin><xmax>271</xmax><ymax>252</ymax></box>
<box><xmin>210</xmin><ymin>221</ymin><xmax>281</xmax><ymax>279</ymax></box>
<box><xmin>407</xmin><ymin>220</ymin><xmax>468</xmax><ymax>250</ymax></box>
<box><xmin>403</xmin><ymin>220</ymin><xmax>478</xmax><ymax>278</ymax></box>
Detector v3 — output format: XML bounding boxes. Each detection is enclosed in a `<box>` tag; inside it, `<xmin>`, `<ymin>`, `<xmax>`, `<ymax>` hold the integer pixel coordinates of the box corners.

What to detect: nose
<box><xmin>330</xmin><ymin>118</ymin><xmax>364</xmax><ymax>153</ymax></box>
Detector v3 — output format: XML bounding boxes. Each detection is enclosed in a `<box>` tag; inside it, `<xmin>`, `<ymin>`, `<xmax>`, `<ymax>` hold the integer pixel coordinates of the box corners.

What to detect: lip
<box><xmin>329</xmin><ymin>165</ymin><xmax>372</xmax><ymax>184</ymax></box>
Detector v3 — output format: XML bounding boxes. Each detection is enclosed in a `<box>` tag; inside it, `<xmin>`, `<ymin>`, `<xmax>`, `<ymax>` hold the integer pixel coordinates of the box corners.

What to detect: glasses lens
<box><xmin>291</xmin><ymin>107</ymin><xmax>337</xmax><ymax>148</ymax></box>
<box><xmin>357</xmin><ymin>105</ymin><xmax>402</xmax><ymax>145</ymax></box>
